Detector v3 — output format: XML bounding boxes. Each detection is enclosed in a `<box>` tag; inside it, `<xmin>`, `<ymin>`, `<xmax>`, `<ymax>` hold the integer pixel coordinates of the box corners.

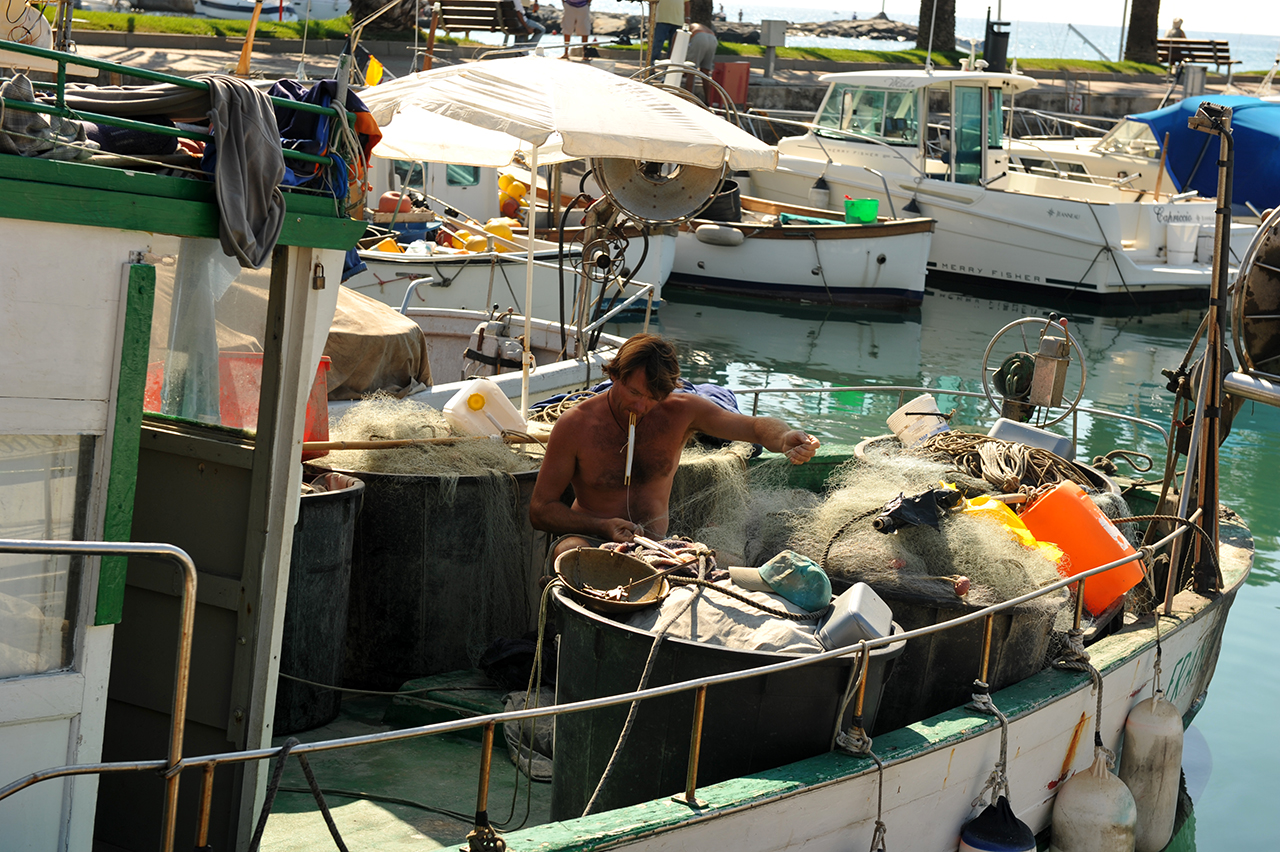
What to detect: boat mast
<box><xmin>1189</xmin><ymin>101</ymin><xmax>1234</xmax><ymax>596</ymax></box>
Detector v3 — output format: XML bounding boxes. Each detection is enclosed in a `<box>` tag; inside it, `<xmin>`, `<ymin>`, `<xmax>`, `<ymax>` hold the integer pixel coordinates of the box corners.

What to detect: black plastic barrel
<box><xmin>274</xmin><ymin>471</ymin><xmax>364</xmax><ymax>736</ymax></box>
<box><xmin>550</xmin><ymin>587</ymin><xmax>905</xmax><ymax>819</ymax></box>
<box><xmin>702</xmin><ymin>179</ymin><xmax>742</xmax><ymax>222</ymax></box>
<box><xmin>339</xmin><ymin>467</ymin><xmax>547</xmax><ymax>690</ymax></box>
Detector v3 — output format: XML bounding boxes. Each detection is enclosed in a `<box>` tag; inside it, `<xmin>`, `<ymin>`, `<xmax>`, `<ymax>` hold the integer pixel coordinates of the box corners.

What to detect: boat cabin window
<box><xmin>446</xmin><ymin>164</ymin><xmax>482</xmax><ymax>187</ymax></box>
<box><xmin>392</xmin><ymin>160</ymin><xmax>427</xmax><ymax>191</ymax></box>
<box><xmin>0</xmin><ymin>434</ymin><xmax>91</xmax><ymax>678</ymax></box>
<box><xmin>143</xmin><ymin>237</ymin><xmax>279</xmax><ymax>437</ymax></box>
<box><xmin>1093</xmin><ymin>119</ymin><xmax>1160</xmax><ymax>158</ymax></box>
<box><xmin>816</xmin><ymin>84</ymin><xmax>918</xmax><ymax>145</ymax></box>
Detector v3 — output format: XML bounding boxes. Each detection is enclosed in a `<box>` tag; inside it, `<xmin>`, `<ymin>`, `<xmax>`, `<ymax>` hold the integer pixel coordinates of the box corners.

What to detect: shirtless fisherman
<box><xmin>529</xmin><ymin>333</ymin><xmax>820</xmax><ymax>557</ymax></box>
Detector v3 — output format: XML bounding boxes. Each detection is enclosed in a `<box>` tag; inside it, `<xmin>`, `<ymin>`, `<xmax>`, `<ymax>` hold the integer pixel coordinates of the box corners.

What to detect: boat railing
<box><xmin>0</xmin><ymin>40</ymin><xmax>353</xmax><ymax>177</ymax></box>
<box><xmin>1006</xmin><ymin>105</ymin><xmax>1115</xmax><ymax>140</ymax></box>
<box><xmin>0</xmin><ymin>539</ymin><xmax>198</xmax><ymax>852</ymax></box>
<box><xmin>721</xmin><ymin>109</ymin><xmax>927</xmax><ymax>179</ymax></box>
<box><xmin>733</xmin><ymin>384</ymin><xmax>1170</xmax><ymax>447</ymax></box>
<box><xmin>0</xmin><ymin>513</ymin><xmax>1192</xmax><ymax>852</ymax></box>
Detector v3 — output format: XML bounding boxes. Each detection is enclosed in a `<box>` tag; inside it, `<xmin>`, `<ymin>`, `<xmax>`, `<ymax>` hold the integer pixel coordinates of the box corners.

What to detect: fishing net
<box><xmin>312</xmin><ymin>391</ymin><xmax>541</xmax><ymax>477</ymax></box>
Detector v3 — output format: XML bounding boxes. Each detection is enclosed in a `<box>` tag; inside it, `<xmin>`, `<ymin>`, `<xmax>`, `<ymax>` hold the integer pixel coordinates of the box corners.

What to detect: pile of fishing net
<box><xmin>311</xmin><ymin>391</ymin><xmax>541</xmax><ymax>477</ymax></box>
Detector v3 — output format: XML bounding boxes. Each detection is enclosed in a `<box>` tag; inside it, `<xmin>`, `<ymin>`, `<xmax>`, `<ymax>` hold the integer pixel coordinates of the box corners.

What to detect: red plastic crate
<box><xmin>709</xmin><ymin>61</ymin><xmax>751</xmax><ymax>107</ymax></box>
<box><xmin>145</xmin><ymin>353</ymin><xmax>330</xmax><ymax>458</ymax></box>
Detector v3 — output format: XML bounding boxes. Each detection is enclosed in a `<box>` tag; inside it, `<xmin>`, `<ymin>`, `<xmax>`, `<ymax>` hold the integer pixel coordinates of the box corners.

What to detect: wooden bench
<box><xmin>1157</xmin><ymin>38</ymin><xmax>1240</xmax><ymax>83</ymax></box>
<box><xmin>434</xmin><ymin>0</ymin><xmax>529</xmax><ymax>36</ymax></box>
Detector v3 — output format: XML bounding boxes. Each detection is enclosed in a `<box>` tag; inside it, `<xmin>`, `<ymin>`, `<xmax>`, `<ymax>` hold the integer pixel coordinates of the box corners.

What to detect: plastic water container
<box><xmin>987</xmin><ymin>417</ymin><xmax>1074</xmax><ymax>459</ymax></box>
<box><xmin>443</xmin><ymin>377</ymin><xmax>525</xmax><ymax>436</ymax></box>
<box><xmin>817</xmin><ymin>582</ymin><xmax>894</xmax><ymax>650</ymax></box>
<box><xmin>1165</xmin><ymin>222</ymin><xmax>1199</xmax><ymax>265</ymax></box>
<box><xmin>886</xmin><ymin>393</ymin><xmax>950</xmax><ymax>448</ymax></box>
<box><xmin>845</xmin><ymin>197</ymin><xmax>879</xmax><ymax>224</ymax></box>
<box><xmin>1018</xmin><ymin>481</ymin><xmax>1143</xmax><ymax>616</ymax></box>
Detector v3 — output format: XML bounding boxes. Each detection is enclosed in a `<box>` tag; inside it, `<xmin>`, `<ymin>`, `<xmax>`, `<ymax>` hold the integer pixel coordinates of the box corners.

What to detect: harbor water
<box><xmin>607</xmin><ymin>285</ymin><xmax>1280</xmax><ymax>848</ymax></box>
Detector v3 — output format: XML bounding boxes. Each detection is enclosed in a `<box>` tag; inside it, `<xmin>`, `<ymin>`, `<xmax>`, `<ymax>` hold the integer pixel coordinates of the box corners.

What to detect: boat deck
<box><xmin>261</xmin><ymin>674</ymin><xmax>552</xmax><ymax>851</ymax></box>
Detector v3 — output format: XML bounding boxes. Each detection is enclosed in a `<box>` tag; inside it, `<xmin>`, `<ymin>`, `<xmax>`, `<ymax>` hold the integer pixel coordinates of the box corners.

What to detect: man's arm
<box><xmin>684</xmin><ymin>396</ymin><xmax>820</xmax><ymax>464</ymax></box>
<box><xmin>529</xmin><ymin>417</ymin><xmax>643</xmax><ymax>541</ymax></box>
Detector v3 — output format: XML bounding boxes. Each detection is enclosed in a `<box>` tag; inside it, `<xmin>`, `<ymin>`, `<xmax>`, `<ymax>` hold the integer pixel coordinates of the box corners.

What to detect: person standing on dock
<box><xmin>653</xmin><ymin>0</ymin><xmax>684</xmax><ymax>57</ymax></box>
<box><xmin>561</xmin><ymin>0</ymin><xmax>593</xmax><ymax>58</ymax></box>
<box><xmin>530</xmin><ymin>333</ymin><xmax>820</xmax><ymax>557</ymax></box>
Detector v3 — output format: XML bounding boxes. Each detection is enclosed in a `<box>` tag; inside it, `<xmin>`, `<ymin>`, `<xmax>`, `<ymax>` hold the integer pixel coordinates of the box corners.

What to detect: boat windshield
<box><xmin>815</xmin><ymin>84</ymin><xmax>919</xmax><ymax>145</ymax></box>
<box><xmin>1092</xmin><ymin>119</ymin><xmax>1160</xmax><ymax>158</ymax></box>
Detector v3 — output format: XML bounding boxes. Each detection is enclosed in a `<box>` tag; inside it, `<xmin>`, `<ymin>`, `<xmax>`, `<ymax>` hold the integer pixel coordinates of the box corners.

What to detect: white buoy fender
<box><xmin>1118</xmin><ymin>694</ymin><xmax>1184</xmax><ymax>852</ymax></box>
<box><xmin>2</xmin><ymin>0</ymin><xmax>52</xmax><ymax>48</ymax></box>
<box><xmin>694</xmin><ymin>224</ymin><xmax>745</xmax><ymax>247</ymax></box>
<box><xmin>959</xmin><ymin>795</ymin><xmax>1036</xmax><ymax>852</ymax></box>
<box><xmin>1048</xmin><ymin>751</ymin><xmax>1137</xmax><ymax>852</ymax></box>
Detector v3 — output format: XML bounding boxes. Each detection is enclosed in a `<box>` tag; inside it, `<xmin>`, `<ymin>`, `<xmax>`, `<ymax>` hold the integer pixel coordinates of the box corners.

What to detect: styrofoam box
<box><xmin>988</xmin><ymin>417</ymin><xmax>1073</xmax><ymax>459</ymax></box>
<box><xmin>817</xmin><ymin>582</ymin><xmax>894</xmax><ymax>650</ymax></box>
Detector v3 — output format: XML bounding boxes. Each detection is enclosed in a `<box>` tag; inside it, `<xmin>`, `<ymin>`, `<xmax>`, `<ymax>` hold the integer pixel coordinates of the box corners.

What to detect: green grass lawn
<box><xmin>59</xmin><ymin>9</ymin><xmax>1272</xmax><ymax>76</ymax></box>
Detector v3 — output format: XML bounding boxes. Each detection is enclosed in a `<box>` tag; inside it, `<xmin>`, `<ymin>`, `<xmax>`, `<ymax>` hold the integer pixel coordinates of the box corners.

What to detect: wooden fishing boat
<box><xmin>670</xmin><ymin>191</ymin><xmax>934</xmax><ymax>307</ymax></box>
<box><xmin>0</xmin><ymin>47</ymin><xmax>1270</xmax><ymax>852</ymax></box>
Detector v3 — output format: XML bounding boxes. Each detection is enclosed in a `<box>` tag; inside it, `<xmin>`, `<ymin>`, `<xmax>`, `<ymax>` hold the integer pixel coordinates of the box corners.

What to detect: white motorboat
<box><xmin>670</xmin><ymin>190</ymin><xmax>934</xmax><ymax>307</ymax></box>
<box><xmin>193</xmin><ymin>0</ymin><xmax>298</xmax><ymax>21</ymax></box>
<box><xmin>746</xmin><ymin>69</ymin><xmax>1257</xmax><ymax>304</ymax></box>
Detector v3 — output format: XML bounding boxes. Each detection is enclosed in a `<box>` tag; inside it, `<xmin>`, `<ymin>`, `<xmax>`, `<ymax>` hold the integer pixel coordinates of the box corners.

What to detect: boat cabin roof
<box><xmin>818</xmin><ymin>69</ymin><xmax>1038</xmax><ymax>94</ymax></box>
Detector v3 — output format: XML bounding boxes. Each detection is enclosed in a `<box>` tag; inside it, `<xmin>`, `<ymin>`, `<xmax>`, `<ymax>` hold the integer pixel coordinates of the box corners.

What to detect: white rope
<box><xmin>966</xmin><ymin>684</ymin><xmax>1012</xmax><ymax>807</ymax></box>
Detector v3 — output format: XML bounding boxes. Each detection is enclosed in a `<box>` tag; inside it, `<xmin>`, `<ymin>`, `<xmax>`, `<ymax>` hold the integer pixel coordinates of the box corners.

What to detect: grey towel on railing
<box><xmin>0</xmin><ymin>74</ymin><xmax>95</xmax><ymax>160</ymax></box>
<box><xmin>197</xmin><ymin>74</ymin><xmax>285</xmax><ymax>270</ymax></box>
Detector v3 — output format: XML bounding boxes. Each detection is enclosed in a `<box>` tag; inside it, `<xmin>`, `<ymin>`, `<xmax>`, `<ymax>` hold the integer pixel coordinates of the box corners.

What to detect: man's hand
<box><xmin>781</xmin><ymin>431</ymin><xmax>820</xmax><ymax>465</ymax></box>
<box><xmin>602</xmin><ymin>517</ymin><xmax>642</xmax><ymax>543</ymax></box>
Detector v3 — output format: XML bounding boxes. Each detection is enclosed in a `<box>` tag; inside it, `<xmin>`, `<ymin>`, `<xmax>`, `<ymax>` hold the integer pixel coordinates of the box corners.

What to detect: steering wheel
<box><xmin>980</xmin><ymin>317</ymin><xmax>1087</xmax><ymax>428</ymax></box>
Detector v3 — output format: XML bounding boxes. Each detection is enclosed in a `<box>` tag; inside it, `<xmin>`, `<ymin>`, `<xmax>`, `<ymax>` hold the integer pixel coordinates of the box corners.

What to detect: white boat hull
<box><xmin>194</xmin><ymin>0</ymin><xmax>298</xmax><ymax>20</ymax></box>
<box><xmin>751</xmin><ymin>158</ymin><xmax>1254</xmax><ymax>301</ymax></box>
<box><xmin>347</xmin><ymin>236</ymin><xmax>665</xmax><ymax>321</ymax></box>
<box><xmin>327</xmin><ymin>307</ymin><xmax>625</xmax><ymax>418</ymax></box>
<box><xmin>671</xmin><ymin>197</ymin><xmax>932</xmax><ymax>307</ymax></box>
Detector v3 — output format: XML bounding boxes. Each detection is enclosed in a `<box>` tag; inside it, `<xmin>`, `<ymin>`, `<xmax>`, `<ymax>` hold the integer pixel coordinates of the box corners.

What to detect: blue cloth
<box><xmin>1128</xmin><ymin>95</ymin><xmax>1280</xmax><ymax>215</ymax></box>
<box><xmin>265</xmin><ymin>79</ymin><xmax>373</xmax><ymax>196</ymax></box>
<box><xmin>654</xmin><ymin>21</ymin><xmax>680</xmax><ymax>57</ymax></box>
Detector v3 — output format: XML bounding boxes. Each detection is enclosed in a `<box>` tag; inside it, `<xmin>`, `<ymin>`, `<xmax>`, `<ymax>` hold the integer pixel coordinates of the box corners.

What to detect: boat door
<box><xmin>953</xmin><ymin>83</ymin><xmax>986</xmax><ymax>185</ymax></box>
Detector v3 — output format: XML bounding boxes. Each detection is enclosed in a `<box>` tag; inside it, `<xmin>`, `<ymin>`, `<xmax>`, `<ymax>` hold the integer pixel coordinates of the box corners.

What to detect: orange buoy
<box><xmin>1019</xmin><ymin>481</ymin><xmax>1143</xmax><ymax>615</ymax></box>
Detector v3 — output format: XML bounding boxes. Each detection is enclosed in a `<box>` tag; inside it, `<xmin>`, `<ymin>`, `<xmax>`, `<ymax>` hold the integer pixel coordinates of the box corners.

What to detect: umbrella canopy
<box><xmin>360</xmin><ymin>55</ymin><xmax>777</xmax><ymax>172</ymax></box>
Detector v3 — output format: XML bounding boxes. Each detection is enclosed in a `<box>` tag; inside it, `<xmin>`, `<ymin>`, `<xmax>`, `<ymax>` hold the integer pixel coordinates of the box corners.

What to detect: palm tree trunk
<box><xmin>915</xmin><ymin>0</ymin><xmax>955</xmax><ymax>55</ymax></box>
<box><xmin>1124</xmin><ymin>0</ymin><xmax>1161</xmax><ymax>63</ymax></box>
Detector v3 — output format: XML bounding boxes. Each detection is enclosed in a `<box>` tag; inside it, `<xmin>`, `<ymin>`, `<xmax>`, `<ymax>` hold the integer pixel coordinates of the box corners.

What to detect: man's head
<box><xmin>605</xmin><ymin>333</ymin><xmax>681</xmax><ymax>400</ymax></box>
<box><xmin>1173</xmin><ymin>17</ymin><xmax>1183</xmax><ymax>25</ymax></box>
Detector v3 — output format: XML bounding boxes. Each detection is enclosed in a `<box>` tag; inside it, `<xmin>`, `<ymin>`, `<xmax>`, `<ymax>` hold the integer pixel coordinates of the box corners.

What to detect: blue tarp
<box><xmin>1129</xmin><ymin>95</ymin><xmax>1280</xmax><ymax>214</ymax></box>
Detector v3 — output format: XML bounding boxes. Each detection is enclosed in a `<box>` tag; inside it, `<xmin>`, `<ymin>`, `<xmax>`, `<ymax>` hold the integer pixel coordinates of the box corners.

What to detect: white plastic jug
<box><xmin>443</xmin><ymin>378</ymin><xmax>525</xmax><ymax>436</ymax></box>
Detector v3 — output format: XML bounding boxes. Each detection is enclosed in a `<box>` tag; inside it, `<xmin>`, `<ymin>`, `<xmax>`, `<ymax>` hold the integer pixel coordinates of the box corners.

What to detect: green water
<box><xmin>608</xmin><ymin>286</ymin><xmax>1280</xmax><ymax>847</ymax></box>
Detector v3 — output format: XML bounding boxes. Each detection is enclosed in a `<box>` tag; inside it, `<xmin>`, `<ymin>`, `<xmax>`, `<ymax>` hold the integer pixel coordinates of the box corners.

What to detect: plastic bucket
<box><xmin>845</xmin><ymin>197</ymin><xmax>879</xmax><ymax>224</ymax></box>
<box><xmin>886</xmin><ymin>393</ymin><xmax>949</xmax><ymax>448</ymax></box>
<box><xmin>1166</xmin><ymin>222</ymin><xmax>1199</xmax><ymax>265</ymax></box>
<box><xmin>1019</xmin><ymin>480</ymin><xmax>1143</xmax><ymax>615</ymax></box>
<box><xmin>702</xmin><ymin>179</ymin><xmax>742</xmax><ymax>222</ymax></box>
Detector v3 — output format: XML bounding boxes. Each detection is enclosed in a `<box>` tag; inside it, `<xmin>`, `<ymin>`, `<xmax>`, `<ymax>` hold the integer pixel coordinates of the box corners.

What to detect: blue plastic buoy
<box><xmin>959</xmin><ymin>796</ymin><xmax>1036</xmax><ymax>852</ymax></box>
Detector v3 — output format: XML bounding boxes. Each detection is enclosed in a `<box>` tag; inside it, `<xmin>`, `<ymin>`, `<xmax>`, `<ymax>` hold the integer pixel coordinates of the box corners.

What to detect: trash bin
<box><xmin>273</xmin><ymin>471</ymin><xmax>364</xmax><ymax>735</ymax></box>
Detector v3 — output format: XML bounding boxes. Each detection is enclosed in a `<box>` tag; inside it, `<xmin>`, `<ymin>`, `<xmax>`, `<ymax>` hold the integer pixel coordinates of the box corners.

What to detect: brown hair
<box><xmin>605</xmin><ymin>333</ymin><xmax>681</xmax><ymax>398</ymax></box>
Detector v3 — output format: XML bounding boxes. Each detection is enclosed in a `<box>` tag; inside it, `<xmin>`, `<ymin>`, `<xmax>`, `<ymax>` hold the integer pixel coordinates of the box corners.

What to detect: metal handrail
<box><xmin>0</xmin><ymin>539</ymin><xmax>198</xmax><ymax>852</ymax></box>
<box><xmin>731</xmin><ymin>384</ymin><xmax>1170</xmax><ymax>446</ymax></box>
<box><xmin>1</xmin><ymin>40</ymin><xmax>350</xmax><ymax>169</ymax></box>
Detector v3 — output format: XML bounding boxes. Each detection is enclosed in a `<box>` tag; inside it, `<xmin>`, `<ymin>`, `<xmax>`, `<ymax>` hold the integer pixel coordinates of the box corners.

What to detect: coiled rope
<box><xmin>914</xmin><ymin>432</ymin><xmax>1095</xmax><ymax>491</ymax></box>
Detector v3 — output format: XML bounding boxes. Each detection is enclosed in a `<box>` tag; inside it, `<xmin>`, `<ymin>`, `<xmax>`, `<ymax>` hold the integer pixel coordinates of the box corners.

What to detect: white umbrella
<box><xmin>361</xmin><ymin>55</ymin><xmax>777</xmax><ymax>172</ymax></box>
<box><xmin>360</xmin><ymin>55</ymin><xmax>778</xmax><ymax>414</ymax></box>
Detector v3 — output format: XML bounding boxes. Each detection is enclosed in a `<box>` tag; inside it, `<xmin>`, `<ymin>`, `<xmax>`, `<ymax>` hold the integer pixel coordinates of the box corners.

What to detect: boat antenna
<box><xmin>924</xmin><ymin>0</ymin><xmax>940</xmax><ymax>72</ymax></box>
